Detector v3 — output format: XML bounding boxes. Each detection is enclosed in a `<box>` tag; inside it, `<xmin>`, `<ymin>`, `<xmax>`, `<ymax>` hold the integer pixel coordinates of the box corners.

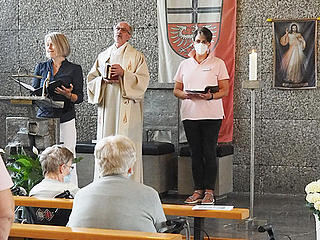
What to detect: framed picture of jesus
<box><xmin>272</xmin><ymin>19</ymin><xmax>317</xmax><ymax>89</ymax></box>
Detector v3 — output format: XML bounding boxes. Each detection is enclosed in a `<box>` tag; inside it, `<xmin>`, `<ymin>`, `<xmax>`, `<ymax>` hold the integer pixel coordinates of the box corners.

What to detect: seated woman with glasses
<box><xmin>29</xmin><ymin>145</ymin><xmax>79</xmax><ymax>198</ymax></box>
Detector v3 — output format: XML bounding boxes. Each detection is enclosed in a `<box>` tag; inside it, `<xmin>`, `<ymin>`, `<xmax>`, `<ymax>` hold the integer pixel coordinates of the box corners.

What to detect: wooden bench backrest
<box><xmin>10</xmin><ymin>223</ymin><xmax>182</xmax><ymax>240</ymax></box>
<box><xmin>14</xmin><ymin>196</ymin><xmax>249</xmax><ymax>219</ymax></box>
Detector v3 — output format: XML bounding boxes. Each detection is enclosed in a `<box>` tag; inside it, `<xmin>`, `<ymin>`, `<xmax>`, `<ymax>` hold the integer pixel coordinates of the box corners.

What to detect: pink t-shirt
<box><xmin>0</xmin><ymin>155</ymin><xmax>14</xmax><ymax>191</ymax></box>
<box><xmin>174</xmin><ymin>54</ymin><xmax>229</xmax><ymax>120</ymax></box>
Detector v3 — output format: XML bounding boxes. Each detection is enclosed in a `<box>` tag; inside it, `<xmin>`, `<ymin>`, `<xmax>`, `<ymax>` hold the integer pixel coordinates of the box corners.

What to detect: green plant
<box><xmin>6</xmin><ymin>151</ymin><xmax>43</xmax><ymax>194</ymax></box>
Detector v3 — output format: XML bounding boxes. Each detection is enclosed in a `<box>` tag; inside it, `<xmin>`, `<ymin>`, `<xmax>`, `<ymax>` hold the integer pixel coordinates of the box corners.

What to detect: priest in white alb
<box><xmin>87</xmin><ymin>21</ymin><xmax>150</xmax><ymax>183</ymax></box>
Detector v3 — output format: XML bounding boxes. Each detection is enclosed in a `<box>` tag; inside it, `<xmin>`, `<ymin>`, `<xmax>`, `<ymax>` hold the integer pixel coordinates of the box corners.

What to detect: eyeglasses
<box><xmin>63</xmin><ymin>163</ymin><xmax>74</xmax><ymax>170</ymax></box>
<box><xmin>114</xmin><ymin>27</ymin><xmax>130</xmax><ymax>34</ymax></box>
<box><xmin>66</xmin><ymin>164</ymin><xmax>74</xmax><ymax>170</ymax></box>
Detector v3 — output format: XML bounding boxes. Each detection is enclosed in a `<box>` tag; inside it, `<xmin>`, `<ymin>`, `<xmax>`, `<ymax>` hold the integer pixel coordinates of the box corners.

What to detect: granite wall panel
<box><xmin>258</xmin><ymin>165</ymin><xmax>320</xmax><ymax>194</ymax></box>
<box><xmin>261</xmin><ymin>76</ymin><xmax>320</xmax><ymax>120</ymax></box>
<box><xmin>260</xmin><ymin>119</ymin><xmax>320</xmax><ymax>167</ymax></box>
<box><xmin>0</xmin><ymin>0</ymin><xmax>319</xmax><ymax>194</ymax></box>
<box><xmin>236</xmin><ymin>0</ymin><xmax>275</xmax><ymax>27</ymax></box>
<box><xmin>233</xmin><ymin>71</ymin><xmax>262</xmax><ymax>119</ymax></box>
<box><xmin>0</xmin><ymin>0</ymin><xmax>19</xmax><ymax>31</ymax></box>
<box><xmin>235</xmin><ymin>27</ymin><xmax>263</xmax><ymax>73</ymax></box>
<box><xmin>19</xmin><ymin>0</ymin><xmax>79</xmax><ymax>30</ymax></box>
<box><xmin>132</xmin><ymin>0</ymin><xmax>157</xmax><ymax>28</ymax></box>
<box><xmin>233</xmin><ymin>118</ymin><xmax>262</xmax><ymax>166</ymax></box>
<box><xmin>0</xmin><ymin>30</ymin><xmax>19</xmax><ymax>73</ymax></box>
<box><xmin>260</xmin><ymin>28</ymin><xmax>274</xmax><ymax>74</ymax></box>
<box><xmin>68</xmin><ymin>29</ymin><xmax>114</xmax><ymax>76</ymax></box>
<box><xmin>273</xmin><ymin>0</ymin><xmax>320</xmax><ymax>19</ymax></box>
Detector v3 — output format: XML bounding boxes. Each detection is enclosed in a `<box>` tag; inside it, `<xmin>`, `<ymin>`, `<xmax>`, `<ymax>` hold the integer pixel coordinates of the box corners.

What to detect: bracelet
<box><xmin>207</xmin><ymin>93</ymin><xmax>214</xmax><ymax>100</ymax></box>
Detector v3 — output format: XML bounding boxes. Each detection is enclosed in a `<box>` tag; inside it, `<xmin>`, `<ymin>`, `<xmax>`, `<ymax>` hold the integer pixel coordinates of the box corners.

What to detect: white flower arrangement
<box><xmin>305</xmin><ymin>179</ymin><xmax>320</xmax><ymax>220</ymax></box>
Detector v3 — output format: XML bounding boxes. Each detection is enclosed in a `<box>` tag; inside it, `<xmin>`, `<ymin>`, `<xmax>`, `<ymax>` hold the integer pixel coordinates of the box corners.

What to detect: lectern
<box><xmin>0</xmin><ymin>95</ymin><xmax>63</xmax><ymax>153</ymax></box>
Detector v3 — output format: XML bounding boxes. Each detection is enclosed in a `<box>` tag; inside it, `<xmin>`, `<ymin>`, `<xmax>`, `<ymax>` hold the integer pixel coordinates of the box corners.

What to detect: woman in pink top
<box><xmin>173</xmin><ymin>27</ymin><xmax>229</xmax><ymax>204</ymax></box>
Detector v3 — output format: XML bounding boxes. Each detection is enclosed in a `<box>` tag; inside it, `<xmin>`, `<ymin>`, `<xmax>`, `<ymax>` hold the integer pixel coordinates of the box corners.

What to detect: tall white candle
<box><xmin>249</xmin><ymin>49</ymin><xmax>257</xmax><ymax>81</ymax></box>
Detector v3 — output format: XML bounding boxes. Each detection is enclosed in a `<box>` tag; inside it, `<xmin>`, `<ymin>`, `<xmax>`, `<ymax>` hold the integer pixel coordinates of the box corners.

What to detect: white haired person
<box><xmin>32</xmin><ymin>32</ymin><xmax>84</xmax><ymax>186</ymax></box>
<box><xmin>29</xmin><ymin>145</ymin><xmax>79</xmax><ymax>198</ymax></box>
<box><xmin>67</xmin><ymin>135</ymin><xmax>166</xmax><ymax>232</ymax></box>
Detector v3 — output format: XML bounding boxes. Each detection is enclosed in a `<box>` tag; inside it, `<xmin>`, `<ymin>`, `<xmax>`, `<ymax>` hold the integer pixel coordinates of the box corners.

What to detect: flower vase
<box><xmin>315</xmin><ymin>214</ymin><xmax>320</xmax><ymax>240</ymax></box>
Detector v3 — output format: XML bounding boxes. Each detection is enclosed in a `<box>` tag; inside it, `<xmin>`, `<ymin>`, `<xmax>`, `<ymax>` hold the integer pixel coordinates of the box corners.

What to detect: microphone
<box><xmin>258</xmin><ymin>224</ymin><xmax>275</xmax><ymax>240</ymax></box>
<box><xmin>42</xmin><ymin>71</ymin><xmax>51</xmax><ymax>97</ymax></box>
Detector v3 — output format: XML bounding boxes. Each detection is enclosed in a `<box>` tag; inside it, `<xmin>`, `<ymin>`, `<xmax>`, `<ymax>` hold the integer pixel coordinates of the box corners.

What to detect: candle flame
<box><xmin>251</xmin><ymin>49</ymin><xmax>256</xmax><ymax>53</ymax></box>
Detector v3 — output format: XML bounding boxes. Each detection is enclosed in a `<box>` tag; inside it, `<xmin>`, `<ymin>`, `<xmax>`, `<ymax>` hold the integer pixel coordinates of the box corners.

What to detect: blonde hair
<box><xmin>95</xmin><ymin>135</ymin><xmax>136</xmax><ymax>177</ymax></box>
<box><xmin>45</xmin><ymin>32</ymin><xmax>71</xmax><ymax>58</ymax></box>
<box><xmin>39</xmin><ymin>145</ymin><xmax>74</xmax><ymax>176</ymax></box>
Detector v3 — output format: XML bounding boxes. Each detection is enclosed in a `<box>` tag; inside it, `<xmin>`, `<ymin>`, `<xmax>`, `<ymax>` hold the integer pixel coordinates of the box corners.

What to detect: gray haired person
<box><xmin>67</xmin><ymin>135</ymin><xmax>166</xmax><ymax>233</ymax></box>
<box><xmin>29</xmin><ymin>145</ymin><xmax>79</xmax><ymax>198</ymax></box>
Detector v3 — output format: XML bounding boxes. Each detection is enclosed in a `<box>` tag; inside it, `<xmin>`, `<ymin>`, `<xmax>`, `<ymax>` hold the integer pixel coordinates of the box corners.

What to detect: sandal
<box><xmin>201</xmin><ymin>191</ymin><xmax>215</xmax><ymax>205</ymax></box>
<box><xmin>184</xmin><ymin>190</ymin><xmax>204</xmax><ymax>204</ymax></box>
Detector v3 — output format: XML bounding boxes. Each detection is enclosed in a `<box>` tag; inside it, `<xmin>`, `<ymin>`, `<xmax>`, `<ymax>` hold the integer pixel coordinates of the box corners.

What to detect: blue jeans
<box><xmin>183</xmin><ymin>119</ymin><xmax>222</xmax><ymax>190</ymax></box>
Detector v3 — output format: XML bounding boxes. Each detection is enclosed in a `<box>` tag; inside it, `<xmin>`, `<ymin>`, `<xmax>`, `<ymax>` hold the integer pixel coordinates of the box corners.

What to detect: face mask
<box><xmin>64</xmin><ymin>174</ymin><xmax>71</xmax><ymax>183</ymax></box>
<box><xmin>194</xmin><ymin>43</ymin><xmax>208</xmax><ymax>55</ymax></box>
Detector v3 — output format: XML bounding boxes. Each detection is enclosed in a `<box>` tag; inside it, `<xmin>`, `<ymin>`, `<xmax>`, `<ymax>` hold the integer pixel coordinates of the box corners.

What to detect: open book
<box><xmin>14</xmin><ymin>79</ymin><xmax>68</xmax><ymax>97</ymax></box>
<box><xmin>185</xmin><ymin>85</ymin><xmax>219</xmax><ymax>94</ymax></box>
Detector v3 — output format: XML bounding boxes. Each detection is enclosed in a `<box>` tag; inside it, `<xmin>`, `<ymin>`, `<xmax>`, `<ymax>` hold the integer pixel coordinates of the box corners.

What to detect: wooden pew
<box><xmin>13</xmin><ymin>196</ymin><xmax>249</xmax><ymax>219</ymax></box>
<box><xmin>14</xmin><ymin>196</ymin><xmax>249</xmax><ymax>240</ymax></box>
<box><xmin>9</xmin><ymin>222</ymin><xmax>182</xmax><ymax>240</ymax></box>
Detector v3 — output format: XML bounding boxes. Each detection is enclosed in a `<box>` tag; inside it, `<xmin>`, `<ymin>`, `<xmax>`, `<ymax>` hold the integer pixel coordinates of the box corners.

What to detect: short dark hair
<box><xmin>193</xmin><ymin>27</ymin><xmax>212</xmax><ymax>42</ymax></box>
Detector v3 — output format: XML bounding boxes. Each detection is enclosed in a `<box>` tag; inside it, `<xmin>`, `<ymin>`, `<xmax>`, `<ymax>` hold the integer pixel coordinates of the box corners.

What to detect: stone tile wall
<box><xmin>0</xmin><ymin>0</ymin><xmax>319</xmax><ymax>194</ymax></box>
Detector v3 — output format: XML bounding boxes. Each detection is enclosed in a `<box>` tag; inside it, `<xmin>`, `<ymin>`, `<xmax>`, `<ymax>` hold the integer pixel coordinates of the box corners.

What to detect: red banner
<box><xmin>214</xmin><ymin>1</ymin><xmax>236</xmax><ymax>143</ymax></box>
<box><xmin>158</xmin><ymin>0</ymin><xmax>236</xmax><ymax>143</ymax></box>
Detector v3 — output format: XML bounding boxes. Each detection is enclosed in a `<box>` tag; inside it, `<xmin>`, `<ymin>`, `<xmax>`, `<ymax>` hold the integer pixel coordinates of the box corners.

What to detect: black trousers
<box><xmin>183</xmin><ymin>119</ymin><xmax>222</xmax><ymax>190</ymax></box>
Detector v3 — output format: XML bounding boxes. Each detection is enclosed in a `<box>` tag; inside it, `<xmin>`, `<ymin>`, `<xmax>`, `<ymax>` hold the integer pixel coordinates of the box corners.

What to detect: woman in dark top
<box><xmin>32</xmin><ymin>32</ymin><xmax>83</xmax><ymax>186</ymax></box>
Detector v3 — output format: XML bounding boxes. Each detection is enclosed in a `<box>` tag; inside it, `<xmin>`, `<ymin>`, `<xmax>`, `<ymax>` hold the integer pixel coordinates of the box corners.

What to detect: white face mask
<box><xmin>194</xmin><ymin>43</ymin><xmax>208</xmax><ymax>55</ymax></box>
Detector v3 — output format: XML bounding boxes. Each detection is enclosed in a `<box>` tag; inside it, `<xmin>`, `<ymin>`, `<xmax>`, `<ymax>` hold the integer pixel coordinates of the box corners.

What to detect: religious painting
<box><xmin>272</xmin><ymin>19</ymin><xmax>317</xmax><ymax>89</ymax></box>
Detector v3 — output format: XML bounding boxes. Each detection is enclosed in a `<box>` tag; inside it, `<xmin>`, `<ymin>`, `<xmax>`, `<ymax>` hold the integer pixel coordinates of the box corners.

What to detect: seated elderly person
<box><xmin>67</xmin><ymin>135</ymin><xmax>166</xmax><ymax>232</ymax></box>
<box><xmin>29</xmin><ymin>145</ymin><xmax>79</xmax><ymax>198</ymax></box>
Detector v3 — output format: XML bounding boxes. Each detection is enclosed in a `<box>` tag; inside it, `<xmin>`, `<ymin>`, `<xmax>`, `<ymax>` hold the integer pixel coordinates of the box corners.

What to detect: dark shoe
<box><xmin>184</xmin><ymin>190</ymin><xmax>204</xmax><ymax>204</ymax></box>
<box><xmin>201</xmin><ymin>191</ymin><xmax>215</xmax><ymax>205</ymax></box>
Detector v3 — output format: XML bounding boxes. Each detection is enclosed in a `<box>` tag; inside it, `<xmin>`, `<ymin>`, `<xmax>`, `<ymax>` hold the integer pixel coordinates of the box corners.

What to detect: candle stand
<box><xmin>241</xmin><ymin>80</ymin><xmax>267</xmax><ymax>229</ymax></box>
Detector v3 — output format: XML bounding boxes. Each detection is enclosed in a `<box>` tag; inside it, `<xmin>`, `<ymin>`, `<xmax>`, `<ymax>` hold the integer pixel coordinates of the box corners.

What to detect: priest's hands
<box><xmin>102</xmin><ymin>64</ymin><xmax>123</xmax><ymax>84</ymax></box>
<box><xmin>110</xmin><ymin>64</ymin><xmax>124</xmax><ymax>78</ymax></box>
